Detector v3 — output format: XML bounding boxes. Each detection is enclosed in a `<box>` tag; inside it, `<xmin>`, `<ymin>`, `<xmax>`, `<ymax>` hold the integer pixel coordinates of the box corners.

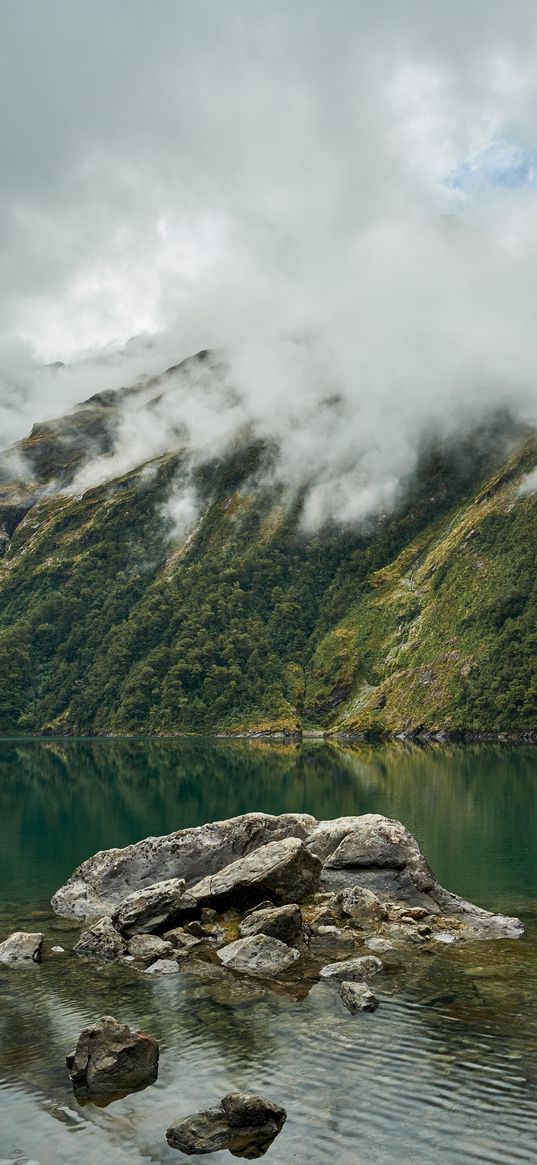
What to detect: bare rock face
<box><xmin>73</xmin><ymin>917</ymin><xmax>126</xmax><ymax>962</ymax></box>
<box><xmin>217</xmin><ymin>934</ymin><xmax>300</xmax><ymax>976</ymax></box>
<box><xmin>339</xmin><ymin>980</ymin><xmax>379</xmax><ymax>1013</ymax></box>
<box><xmin>320</xmin><ymin>955</ymin><xmax>383</xmax><ymax>982</ymax></box>
<box><xmin>0</xmin><ymin>931</ymin><xmax>43</xmax><ymax>965</ymax></box>
<box><xmin>239</xmin><ymin>903</ymin><xmax>302</xmax><ymax>946</ymax></box>
<box><xmin>112</xmin><ymin>879</ymin><xmax>197</xmax><ymax>937</ymax></box>
<box><xmin>51</xmin><ymin>812</ymin><xmax>317</xmax><ymax>920</ymax></box>
<box><xmin>66</xmin><ymin>1015</ymin><xmax>158</xmax><ymax>1097</ymax></box>
<box><xmin>166</xmin><ymin>1091</ymin><xmax>286</xmax><ymax>1157</ymax></box>
<box><xmin>191</xmin><ymin>838</ymin><xmax>322</xmax><ymax>912</ymax></box>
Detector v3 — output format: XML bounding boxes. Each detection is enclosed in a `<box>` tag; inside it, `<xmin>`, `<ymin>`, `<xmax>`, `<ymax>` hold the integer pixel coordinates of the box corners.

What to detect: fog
<box><xmin>2</xmin><ymin>1</ymin><xmax>537</xmax><ymax>527</ymax></box>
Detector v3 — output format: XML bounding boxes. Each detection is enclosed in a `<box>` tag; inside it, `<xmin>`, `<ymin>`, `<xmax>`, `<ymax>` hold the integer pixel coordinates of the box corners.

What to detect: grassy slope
<box><xmin>0</xmin><ymin>423</ymin><xmax>536</xmax><ymax>737</ymax></box>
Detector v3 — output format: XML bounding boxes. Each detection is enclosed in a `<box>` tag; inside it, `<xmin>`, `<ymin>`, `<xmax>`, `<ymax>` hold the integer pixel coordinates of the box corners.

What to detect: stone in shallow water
<box><xmin>144</xmin><ymin>957</ymin><xmax>181</xmax><ymax>975</ymax></box>
<box><xmin>319</xmin><ymin>955</ymin><xmax>383</xmax><ymax>982</ymax></box>
<box><xmin>217</xmin><ymin>934</ymin><xmax>300</xmax><ymax>976</ymax></box>
<box><xmin>112</xmin><ymin>878</ymin><xmax>197</xmax><ymax>937</ymax></box>
<box><xmin>0</xmin><ymin>931</ymin><xmax>43</xmax><ymax>965</ymax></box>
<box><xmin>66</xmin><ymin>1015</ymin><xmax>158</xmax><ymax>1098</ymax></box>
<box><xmin>339</xmin><ymin>980</ymin><xmax>379</xmax><ymax>1013</ymax></box>
<box><xmin>166</xmin><ymin>1091</ymin><xmax>286</xmax><ymax>1157</ymax></box>
<box><xmin>127</xmin><ymin>933</ymin><xmax>174</xmax><ymax>960</ymax></box>
<box><xmin>73</xmin><ymin>917</ymin><xmax>125</xmax><ymax>962</ymax></box>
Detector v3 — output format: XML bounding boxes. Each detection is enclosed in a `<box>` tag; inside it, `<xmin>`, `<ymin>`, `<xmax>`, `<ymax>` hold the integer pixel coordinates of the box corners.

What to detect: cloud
<box><xmin>2</xmin><ymin>2</ymin><xmax>537</xmax><ymax>525</ymax></box>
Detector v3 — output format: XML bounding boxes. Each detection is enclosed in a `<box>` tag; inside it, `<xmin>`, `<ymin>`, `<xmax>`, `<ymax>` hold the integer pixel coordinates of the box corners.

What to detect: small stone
<box><xmin>200</xmin><ymin>908</ymin><xmax>217</xmax><ymax>924</ymax></box>
<box><xmin>222</xmin><ymin>1091</ymin><xmax>286</xmax><ymax>1129</ymax></box>
<box><xmin>217</xmin><ymin>934</ymin><xmax>300</xmax><ymax>976</ymax></box>
<box><xmin>239</xmin><ymin>904</ymin><xmax>302</xmax><ymax>946</ymax></box>
<box><xmin>339</xmin><ymin>980</ymin><xmax>379</xmax><ymax>1013</ymax></box>
<box><xmin>143</xmin><ymin>958</ymin><xmax>181</xmax><ymax>975</ymax></box>
<box><xmin>51</xmin><ymin>945</ymin><xmax>65</xmax><ymax>954</ymax></box>
<box><xmin>127</xmin><ymin>934</ymin><xmax>174</xmax><ymax>961</ymax></box>
<box><xmin>66</xmin><ymin>1015</ymin><xmax>158</xmax><ymax>1096</ymax></box>
<box><xmin>166</xmin><ymin>1109</ymin><xmax>232</xmax><ymax>1154</ymax></box>
<box><xmin>0</xmin><ymin>931</ymin><xmax>44</xmax><ymax>965</ymax></box>
<box><xmin>337</xmin><ymin>886</ymin><xmax>388</xmax><ymax>923</ymax></box>
<box><xmin>164</xmin><ymin>926</ymin><xmax>203</xmax><ymax>950</ymax></box>
<box><xmin>73</xmin><ymin>917</ymin><xmax>125</xmax><ymax>962</ymax></box>
<box><xmin>319</xmin><ymin>955</ymin><xmax>383</xmax><ymax>981</ymax></box>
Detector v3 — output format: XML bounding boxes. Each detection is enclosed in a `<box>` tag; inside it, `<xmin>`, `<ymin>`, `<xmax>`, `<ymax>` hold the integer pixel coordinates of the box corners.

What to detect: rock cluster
<box><xmin>166</xmin><ymin>1091</ymin><xmax>286</xmax><ymax>1157</ymax></box>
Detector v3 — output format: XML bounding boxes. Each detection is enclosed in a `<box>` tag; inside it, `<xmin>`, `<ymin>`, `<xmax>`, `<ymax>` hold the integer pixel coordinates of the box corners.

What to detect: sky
<box><xmin>3</xmin><ymin>1</ymin><xmax>537</xmax><ymax>523</ymax></box>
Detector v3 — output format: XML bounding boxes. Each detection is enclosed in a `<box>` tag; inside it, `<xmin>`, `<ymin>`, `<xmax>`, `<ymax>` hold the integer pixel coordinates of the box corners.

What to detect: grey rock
<box><xmin>166</xmin><ymin>1091</ymin><xmax>286</xmax><ymax>1156</ymax></box>
<box><xmin>239</xmin><ymin>904</ymin><xmax>302</xmax><ymax>945</ymax></box>
<box><xmin>0</xmin><ymin>931</ymin><xmax>43</xmax><ymax>965</ymax></box>
<box><xmin>308</xmin><ymin>926</ymin><xmax>355</xmax><ymax>959</ymax></box>
<box><xmin>52</xmin><ymin>812</ymin><xmax>317</xmax><ymax>920</ymax></box>
<box><xmin>320</xmin><ymin>955</ymin><xmax>383</xmax><ymax>981</ymax></box>
<box><xmin>339</xmin><ymin>980</ymin><xmax>379</xmax><ymax>1013</ymax></box>
<box><xmin>217</xmin><ymin>934</ymin><xmax>300</xmax><ymax>976</ymax></box>
<box><xmin>73</xmin><ymin>917</ymin><xmax>126</xmax><ymax>962</ymax></box>
<box><xmin>222</xmin><ymin>1091</ymin><xmax>286</xmax><ymax>1130</ymax></box>
<box><xmin>167</xmin><ymin>1108</ymin><xmax>232</xmax><ymax>1154</ymax></box>
<box><xmin>127</xmin><ymin>933</ymin><xmax>174</xmax><ymax>961</ymax></box>
<box><xmin>337</xmin><ymin>886</ymin><xmax>388</xmax><ymax>923</ymax></box>
<box><xmin>66</xmin><ymin>1015</ymin><xmax>158</xmax><ymax>1096</ymax></box>
<box><xmin>144</xmin><ymin>958</ymin><xmax>182</xmax><ymax>975</ymax></box>
<box><xmin>191</xmin><ymin>838</ymin><xmax>322</xmax><ymax>911</ymax></box>
<box><xmin>163</xmin><ymin>926</ymin><xmax>204</xmax><ymax>950</ymax></box>
<box><xmin>112</xmin><ymin>879</ymin><xmax>197</xmax><ymax>937</ymax></box>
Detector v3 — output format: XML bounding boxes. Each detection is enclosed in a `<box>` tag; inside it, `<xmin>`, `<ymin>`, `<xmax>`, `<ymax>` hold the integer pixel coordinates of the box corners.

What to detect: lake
<box><xmin>0</xmin><ymin>738</ymin><xmax>536</xmax><ymax>1163</ymax></box>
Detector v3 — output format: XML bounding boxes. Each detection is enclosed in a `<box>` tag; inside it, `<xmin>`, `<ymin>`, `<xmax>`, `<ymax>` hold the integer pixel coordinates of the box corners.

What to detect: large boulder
<box><xmin>0</xmin><ymin>931</ymin><xmax>43</xmax><ymax>965</ymax></box>
<box><xmin>74</xmin><ymin>917</ymin><xmax>126</xmax><ymax>962</ymax></box>
<box><xmin>239</xmin><ymin>904</ymin><xmax>302</xmax><ymax>946</ymax></box>
<box><xmin>217</xmin><ymin>934</ymin><xmax>300</xmax><ymax>976</ymax></box>
<box><xmin>191</xmin><ymin>838</ymin><xmax>321</xmax><ymax>911</ymax></box>
<box><xmin>166</xmin><ymin>1091</ymin><xmax>286</xmax><ymax>1156</ymax></box>
<box><xmin>52</xmin><ymin>812</ymin><xmax>316</xmax><ymax>920</ymax></box>
<box><xmin>66</xmin><ymin>1015</ymin><xmax>158</xmax><ymax>1097</ymax></box>
<box><xmin>112</xmin><ymin>879</ymin><xmax>197</xmax><ymax>937</ymax></box>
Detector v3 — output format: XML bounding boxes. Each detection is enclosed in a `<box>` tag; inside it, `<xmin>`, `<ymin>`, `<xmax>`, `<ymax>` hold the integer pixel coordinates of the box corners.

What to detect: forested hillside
<box><xmin>0</xmin><ymin>355</ymin><xmax>536</xmax><ymax>738</ymax></box>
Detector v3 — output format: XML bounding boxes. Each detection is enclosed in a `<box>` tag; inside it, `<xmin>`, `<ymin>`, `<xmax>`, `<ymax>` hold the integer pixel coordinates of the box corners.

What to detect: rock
<box><xmin>200</xmin><ymin>908</ymin><xmax>217</xmax><ymax>924</ymax></box>
<box><xmin>127</xmin><ymin>934</ymin><xmax>174</xmax><ymax>961</ymax></box>
<box><xmin>191</xmin><ymin>838</ymin><xmax>322</xmax><ymax>911</ymax></box>
<box><xmin>52</xmin><ymin>812</ymin><xmax>317</xmax><ymax>919</ymax></box>
<box><xmin>319</xmin><ymin>955</ymin><xmax>383</xmax><ymax>981</ymax></box>
<box><xmin>239</xmin><ymin>904</ymin><xmax>302</xmax><ymax>946</ymax></box>
<box><xmin>243</xmin><ymin>900</ymin><xmax>275</xmax><ymax>916</ymax></box>
<box><xmin>167</xmin><ymin>1108</ymin><xmax>232</xmax><ymax>1155</ymax></box>
<box><xmin>185</xmin><ymin>920</ymin><xmax>211</xmax><ymax>938</ymax></box>
<box><xmin>0</xmin><ymin>931</ymin><xmax>43</xmax><ymax>965</ymax></box>
<box><xmin>308</xmin><ymin>926</ymin><xmax>355</xmax><ymax>959</ymax></box>
<box><xmin>217</xmin><ymin>934</ymin><xmax>300</xmax><ymax>976</ymax></box>
<box><xmin>337</xmin><ymin>886</ymin><xmax>388</xmax><ymax>923</ymax></box>
<box><xmin>339</xmin><ymin>981</ymin><xmax>379</xmax><ymax>1013</ymax></box>
<box><xmin>66</xmin><ymin>1015</ymin><xmax>158</xmax><ymax>1096</ymax></box>
<box><xmin>166</xmin><ymin>1091</ymin><xmax>286</xmax><ymax>1157</ymax></box>
<box><xmin>222</xmin><ymin>1091</ymin><xmax>286</xmax><ymax>1129</ymax></box>
<box><xmin>73</xmin><ymin>917</ymin><xmax>126</xmax><ymax>962</ymax></box>
<box><xmin>112</xmin><ymin>879</ymin><xmax>197</xmax><ymax>937</ymax></box>
<box><xmin>143</xmin><ymin>957</ymin><xmax>182</xmax><ymax>974</ymax></box>
<box><xmin>51</xmin><ymin>945</ymin><xmax>65</xmax><ymax>954</ymax></box>
<box><xmin>164</xmin><ymin>926</ymin><xmax>204</xmax><ymax>950</ymax></box>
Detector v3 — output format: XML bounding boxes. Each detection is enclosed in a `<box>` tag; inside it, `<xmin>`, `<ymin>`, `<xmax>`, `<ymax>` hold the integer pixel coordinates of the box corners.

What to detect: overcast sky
<box><xmin>3</xmin><ymin>1</ymin><xmax>537</xmax><ymax>521</ymax></box>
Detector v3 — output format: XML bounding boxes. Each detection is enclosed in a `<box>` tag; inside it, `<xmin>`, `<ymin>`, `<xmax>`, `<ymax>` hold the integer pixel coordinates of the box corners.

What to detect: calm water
<box><xmin>0</xmin><ymin>738</ymin><xmax>536</xmax><ymax>1164</ymax></box>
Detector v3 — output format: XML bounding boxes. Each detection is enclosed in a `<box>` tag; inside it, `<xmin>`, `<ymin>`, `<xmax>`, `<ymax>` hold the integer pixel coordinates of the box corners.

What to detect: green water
<box><xmin>0</xmin><ymin>739</ymin><xmax>536</xmax><ymax>1164</ymax></box>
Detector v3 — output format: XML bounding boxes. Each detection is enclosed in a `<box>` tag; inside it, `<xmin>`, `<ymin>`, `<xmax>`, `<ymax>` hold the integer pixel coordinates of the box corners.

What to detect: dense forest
<box><xmin>0</xmin><ymin>359</ymin><xmax>536</xmax><ymax>738</ymax></box>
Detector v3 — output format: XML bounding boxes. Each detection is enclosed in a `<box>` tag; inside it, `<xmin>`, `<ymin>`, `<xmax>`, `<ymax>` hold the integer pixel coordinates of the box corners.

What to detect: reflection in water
<box><xmin>0</xmin><ymin>738</ymin><xmax>536</xmax><ymax>1163</ymax></box>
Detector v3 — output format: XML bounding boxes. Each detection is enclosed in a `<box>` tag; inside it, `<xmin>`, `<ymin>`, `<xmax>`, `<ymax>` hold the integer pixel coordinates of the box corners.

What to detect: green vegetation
<box><xmin>0</xmin><ymin>407</ymin><xmax>536</xmax><ymax>737</ymax></box>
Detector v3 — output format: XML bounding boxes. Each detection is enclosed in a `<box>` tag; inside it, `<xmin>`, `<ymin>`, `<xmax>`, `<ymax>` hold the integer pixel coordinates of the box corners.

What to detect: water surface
<box><xmin>0</xmin><ymin>739</ymin><xmax>536</xmax><ymax>1164</ymax></box>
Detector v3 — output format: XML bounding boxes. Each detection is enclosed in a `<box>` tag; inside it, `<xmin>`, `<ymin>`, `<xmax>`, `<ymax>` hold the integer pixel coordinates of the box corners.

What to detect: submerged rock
<box><xmin>66</xmin><ymin>1015</ymin><xmax>158</xmax><ymax>1098</ymax></box>
<box><xmin>320</xmin><ymin>955</ymin><xmax>383</xmax><ymax>982</ymax></box>
<box><xmin>239</xmin><ymin>903</ymin><xmax>302</xmax><ymax>946</ymax></box>
<box><xmin>339</xmin><ymin>980</ymin><xmax>379</xmax><ymax>1013</ymax></box>
<box><xmin>166</xmin><ymin>1091</ymin><xmax>286</xmax><ymax>1157</ymax></box>
<box><xmin>191</xmin><ymin>838</ymin><xmax>322</xmax><ymax>911</ymax></box>
<box><xmin>0</xmin><ymin>931</ymin><xmax>43</xmax><ymax>965</ymax></box>
<box><xmin>217</xmin><ymin>934</ymin><xmax>300</xmax><ymax>976</ymax></box>
<box><xmin>144</xmin><ymin>957</ymin><xmax>181</xmax><ymax>975</ymax></box>
<box><xmin>73</xmin><ymin>917</ymin><xmax>126</xmax><ymax>962</ymax></box>
<box><xmin>112</xmin><ymin>879</ymin><xmax>197</xmax><ymax>937</ymax></box>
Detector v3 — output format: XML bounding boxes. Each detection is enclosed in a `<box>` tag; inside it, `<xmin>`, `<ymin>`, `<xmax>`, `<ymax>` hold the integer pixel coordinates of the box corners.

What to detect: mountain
<box><xmin>0</xmin><ymin>351</ymin><xmax>536</xmax><ymax>738</ymax></box>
